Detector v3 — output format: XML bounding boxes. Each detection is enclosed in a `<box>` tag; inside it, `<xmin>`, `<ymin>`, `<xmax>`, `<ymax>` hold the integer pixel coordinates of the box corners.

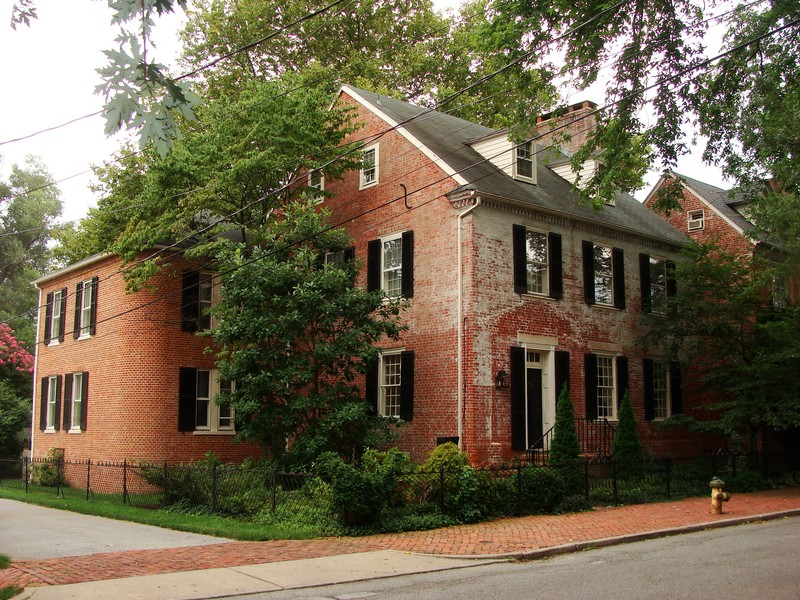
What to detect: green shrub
<box><xmin>731</xmin><ymin>469</ymin><xmax>771</xmax><ymax>492</ymax></box>
<box><xmin>612</xmin><ymin>391</ymin><xmax>644</xmax><ymax>479</ymax></box>
<box><xmin>30</xmin><ymin>448</ymin><xmax>63</xmax><ymax>487</ymax></box>
<box><xmin>361</xmin><ymin>447</ymin><xmax>413</xmax><ymax>508</ymax></box>
<box><xmin>518</xmin><ymin>466</ymin><xmax>565</xmax><ymax>514</ymax></box>
<box><xmin>315</xmin><ymin>452</ymin><xmax>383</xmax><ymax>526</ymax></box>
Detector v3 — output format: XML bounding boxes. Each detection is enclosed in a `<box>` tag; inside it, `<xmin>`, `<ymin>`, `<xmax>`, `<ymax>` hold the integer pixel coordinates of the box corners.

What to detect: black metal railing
<box><xmin>528</xmin><ymin>418</ymin><xmax>617</xmax><ymax>465</ymax></box>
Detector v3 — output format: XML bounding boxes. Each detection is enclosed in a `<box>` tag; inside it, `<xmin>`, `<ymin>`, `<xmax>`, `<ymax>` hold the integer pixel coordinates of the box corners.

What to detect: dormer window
<box><xmin>513</xmin><ymin>141</ymin><xmax>536</xmax><ymax>183</ymax></box>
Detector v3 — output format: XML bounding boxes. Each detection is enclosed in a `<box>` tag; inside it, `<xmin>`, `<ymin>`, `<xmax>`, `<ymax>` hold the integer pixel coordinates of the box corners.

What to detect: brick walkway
<box><xmin>3</xmin><ymin>487</ymin><xmax>800</xmax><ymax>590</ymax></box>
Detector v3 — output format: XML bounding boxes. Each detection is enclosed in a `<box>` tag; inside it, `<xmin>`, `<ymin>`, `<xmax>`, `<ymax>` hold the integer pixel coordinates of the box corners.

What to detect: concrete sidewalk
<box><xmin>4</xmin><ymin>487</ymin><xmax>800</xmax><ymax>599</ymax></box>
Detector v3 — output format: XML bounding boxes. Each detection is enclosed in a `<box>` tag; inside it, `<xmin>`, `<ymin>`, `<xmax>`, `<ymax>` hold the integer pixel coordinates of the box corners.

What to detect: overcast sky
<box><xmin>0</xmin><ymin>0</ymin><xmax>728</xmax><ymax>228</ymax></box>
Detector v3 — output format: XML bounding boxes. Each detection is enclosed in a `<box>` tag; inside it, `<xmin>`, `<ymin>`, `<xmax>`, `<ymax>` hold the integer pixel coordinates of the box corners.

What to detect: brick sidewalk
<box><xmin>3</xmin><ymin>487</ymin><xmax>800</xmax><ymax>590</ymax></box>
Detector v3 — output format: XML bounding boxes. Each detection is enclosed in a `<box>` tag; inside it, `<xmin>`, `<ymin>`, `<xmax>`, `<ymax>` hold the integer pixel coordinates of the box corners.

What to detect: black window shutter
<box><xmin>616</xmin><ymin>355</ymin><xmax>629</xmax><ymax>409</ymax></box>
<box><xmin>399</xmin><ymin>351</ymin><xmax>415</xmax><ymax>421</ymax></box>
<box><xmin>365</xmin><ymin>358</ymin><xmax>379</xmax><ymax>415</ymax></box>
<box><xmin>39</xmin><ymin>377</ymin><xmax>48</xmax><ymax>430</ymax></box>
<box><xmin>44</xmin><ymin>292</ymin><xmax>53</xmax><ymax>344</ymax></box>
<box><xmin>666</xmin><ymin>260</ymin><xmax>677</xmax><ymax>298</ymax></box>
<box><xmin>549</xmin><ymin>232</ymin><xmax>563</xmax><ymax>299</ymax></box>
<box><xmin>512</xmin><ymin>225</ymin><xmax>528</xmax><ymax>294</ymax></box>
<box><xmin>63</xmin><ymin>373</ymin><xmax>74</xmax><ymax>430</ymax></box>
<box><xmin>612</xmin><ymin>248</ymin><xmax>626</xmax><ymax>310</ymax></box>
<box><xmin>89</xmin><ymin>276</ymin><xmax>99</xmax><ymax>335</ymax></box>
<box><xmin>555</xmin><ymin>350</ymin><xmax>570</xmax><ymax>398</ymax></box>
<box><xmin>178</xmin><ymin>367</ymin><xmax>197</xmax><ymax>431</ymax></box>
<box><xmin>670</xmin><ymin>362</ymin><xmax>683</xmax><ymax>414</ymax></box>
<box><xmin>58</xmin><ymin>288</ymin><xmax>68</xmax><ymax>342</ymax></box>
<box><xmin>344</xmin><ymin>246</ymin><xmax>355</xmax><ymax>262</ymax></box>
<box><xmin>510</xmin><ymin>346</ymin><xmax>526</xmax><ymax>450</ymax></box>
<box><xmin>643</xmin><ymin>359</ymin><xmax>655</xmax><ymax>421</ymax></box>
<box><xmin>53</xmin><ymin>375</ymin><xmax>62</xmax><ymax>431</ymax></box>
<box><xmin>81</xmin><ymin>371</ymin><xmax>89</xmax><ymax>430</ymax></box>
<box><xmin>582</xmin><ymin>241</ymin><xmax>595</xmax><ymax>305</ymax></box>
<box><xmin>73</xmin><ymin>282</ymin><xmax>83</xmax><ymax>339</ymax></box>
<box><xmin>181</xmin><ymin>271</ymin><xmax>200</xmax><ymax>332</ymax></box>
<box><xmin>401</xmin><ymin>230</ymin><xmax>414</xmax><ymax>298</ymax></box>
<box><xmin>367</xmin><ymin>239</ymin><xmax>381</xmax><ymax>292</ymax></box>
<box><xmin>639</xmin><ymin>253</ymin><xmax>652</xmax><ymax>313</ymax></box>
<box><xmin>584</xmin><ymin>353</ymin><xmax>598</xmax><ymax>420</ymax></box>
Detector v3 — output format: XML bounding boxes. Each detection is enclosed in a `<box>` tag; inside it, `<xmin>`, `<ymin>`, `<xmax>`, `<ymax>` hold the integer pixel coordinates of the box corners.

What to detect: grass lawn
<box><xmin>0</xmin><ymin>486</ymin><xmax>321</xmax><ymax>541</ymax></box>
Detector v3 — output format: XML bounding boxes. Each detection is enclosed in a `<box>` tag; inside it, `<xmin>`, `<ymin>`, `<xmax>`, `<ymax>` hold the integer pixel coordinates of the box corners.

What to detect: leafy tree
<box><xmin>643</xmin><ymin>238</ymin><xmax>800</xmax><ymax>449</ymax></box>
<box><xmin>212</xmin><ymin>200</ymin><xmax>406</xmax><ymax>469</ymax></box>
<box><xmin>0</xmin><ymin>322</ymin><xmax>34</xmax><ymax>456</ymax></box>
<box><xmin>549</xmin><ymin>383</ymin><xmax>582</xmax><ymax>493</ymax></box>
<box><xmin>0</xmin><ymin>156</ymin><xmax>63</xmax><ymax>346</ymax></box>
<box><xmin>611</xmin><ymin>391</ymin><xmax>643</xmax><ymax>478</ymax></box>
<box><xmin>60</xmin><ymin>73</ymin><xmax>359</xmax><ymax>285</ymax></box>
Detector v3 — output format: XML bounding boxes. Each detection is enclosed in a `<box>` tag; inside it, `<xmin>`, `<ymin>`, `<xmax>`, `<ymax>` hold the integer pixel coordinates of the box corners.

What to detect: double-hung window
<box><xmin>182</xmin><ymin>271</ymin><xmax>216</xmax><ymax>332</ymax></box>
<box><xmin>360</xmin><ymin>144</ymin><xmax>379</xmax><ymax>189</ymax></box>
<box><xmin>74</xmin><ymin>276</ymin><xmax>98</xmax><ymax>339</ymax></box>
<box><xmin>583</xmin><ymin>241</ymin><xmax>625</xmax><ymax>309</ymax></box>
<box><xmin>39</xmin><ymin>375</ymin><xmax>62</xmax><ymax>431</ymax></box>
<box><xmin>513</xmin><ymin>141</ymin><xmax>535</xmax><ymax>182</ymax></box>
<box><xmin>512</xmin><ymin>225</ymin><xmax>563</xmax><ymax>299</ymax></box>
<box><xmin>643</xmin><ymin>359</ymin><xmax>682</xmax><ymax>420</ymax></box>
<box><xmin>584</xmin><ymin>353</ymin><xmax>629</xmax><ymax>421</ymax></box>
<box><xmin>44</xmin><ymin>288</ymin><xmax>67</xmax><ymax>344</ymax></box>
<box><xmin>639</xmin><ymin>254</ymin><xmax>676</xmax><ymax>314</ymax></box>
<box><xmin>687</xmin><ymin>209</ymin><xmax>705</xmax><ymax>231</ymax></box>
<box><xmin>366</xmin><ymin>350</ymin><xmax>415</xmax><ymax>420</ymax></box>
<box><xmin>178</xmin><ymin>367</ymin><xmax>235</xmax><ymax>433</ymax></box>
<box><xmin>367</xmin><ymin>231</ymin><xmax>414</xmax><ymax>299</ymax></box>
<box><xmin>63</xmin><ymin>371</ymin><xmax>89</xmax><ymax>432</ymax></box>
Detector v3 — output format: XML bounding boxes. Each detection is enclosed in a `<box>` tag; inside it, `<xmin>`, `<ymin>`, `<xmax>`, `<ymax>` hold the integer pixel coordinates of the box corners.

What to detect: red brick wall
<box><xmin>31</xmin><ymin>254</ymin><xmax>262</xmax><ymax>464</ymax></box>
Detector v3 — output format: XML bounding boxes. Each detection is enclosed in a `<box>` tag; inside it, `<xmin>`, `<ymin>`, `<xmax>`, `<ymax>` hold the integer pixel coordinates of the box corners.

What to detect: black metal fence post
<box><xmin>24</xmin><ymin>456</ymin><xmax>29</xmax><ymax>493</ymax></box>
<box><xmin>584</xmin><ymin>459</ymin><xmax>590</xmax><ymax>501</ymax></box>
<box><xmin>439</xmin><ymin>466</ymin><xmax>445</xmax><ymax>513</ymax></box>
<box><xmin>611</xmin><ymin>459</ymin><xmax>619</xmax><ymax>504</ymax></box>
<box><xmin>163</xmin><ymin>461</ymin><xmax>169</xmax><ymax>505</ymax></box>
<box><xmin>665</xmin><ymin>457</ymin><xmax>672</xmax><ymax>498</ymax></box>
<box><xmin>516</xmin><ymin>462</ymin><xmax>522</xmax><ymax>515</ymax></box>
<box><xmin>211</xmin><ymin>463</ymin><xmax>218</xmax><ymax>512</ymax></box>
<box><xmin>123</xmin><ymin>460</ymin><xmax>129</xmax><ymax>505</ymax></box>
<box><xmin>56</xmin><ymin>457</ymin><xmax>63</xmax><ymax>498</ymax></box>
<box><xmin>86</xmin><ymin>459</ymin><xmax>91</xmax><ymax>501</ymax></box>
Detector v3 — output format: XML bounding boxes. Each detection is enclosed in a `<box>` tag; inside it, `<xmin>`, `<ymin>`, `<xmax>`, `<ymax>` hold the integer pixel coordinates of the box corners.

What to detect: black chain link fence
<box><xmin>0</xmin><ymin>451</ymin><xmax>779</xmax><ymax>521</ymax></box>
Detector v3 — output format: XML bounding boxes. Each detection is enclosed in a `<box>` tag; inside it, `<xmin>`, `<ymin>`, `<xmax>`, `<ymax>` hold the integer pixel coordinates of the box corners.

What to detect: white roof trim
<box><xmin>339</xmin><ymin>85</ymin><xmax>469</xmax><ymax>187</ymax></box>
<box><xmin>33</xmin><ymin>252</ymin><xmax>114</xmax><ymax>287</ymax></box>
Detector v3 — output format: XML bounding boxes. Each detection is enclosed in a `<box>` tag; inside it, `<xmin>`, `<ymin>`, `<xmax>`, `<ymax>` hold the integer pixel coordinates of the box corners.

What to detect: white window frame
<box><xmin>651</xmin><ymin>359</ymin><xmax>670</xmax><ymax>420</ymax></box>
<box><xmin>593</xmin><ymin>244</ymin><xmax>614</xmax><ymax>306</ymax></box>
<box><xmin>70</xmin><ymin>372</ymin><xmax>84</xmax><ymax>433</ymax></box>
<box><xmin>378</xmin><ymin>351</ymin><xmax>403</xmax><ymax>418</ymax></box>
<box><xmin>513</xmin><ymin>141</ymin><xmax>535</xmax><ymax>182</ymax></box>
<box><xmin>46</xmin><ymin>375</ymin><xmax>58</xmax><ymax>431</ymax></box>
<box><xmin>194</xmin><ymin>369</ymin><xmax>235</xmax><ymax>434</ymax></box>
<box><xmin>360</xmin><ymin>144</ymin><xmax>379</xmax><ymax>189</ymax></box>
<box><xmin>49</xmin><ymin>289</ymin><xmax>63</xmax><ymax>346</ymax></box>
<box><xmin>381</xmin><ymin>233</ymin><xmax>403</xmax><ymax>299</ymax></box>
<box><xmin>308</xmin><ymin>169</ymin><xmax>324</xmax><ymax>203</ymax></box>
<box><xmin>78</xmin><ymin>279</ymin><xmax>95</xmax><ymax>339</ymax></box>
<box><xmin>524</xmin><ymin>228</ymin><xmax>549</xmax><ymax>295</ymax></box>
<box><xmin>687</xmin><ymin>209</ymin><xmax>705</xmax><ymax>231</ymax></box>
<box><xmin>596</xmin><ymin>354</ymin><xmax>617</xmax><ymax>420</ymax></box>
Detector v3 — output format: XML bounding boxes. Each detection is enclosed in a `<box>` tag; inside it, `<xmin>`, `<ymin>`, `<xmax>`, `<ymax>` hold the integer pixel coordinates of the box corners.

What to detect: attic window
<box><xmin>360</xmin><ymin>144</ymin><xmax>379</xmax><ymax>189</ymax></box>
<box><xmin>513</xmin><ymin>141</ymin><xmax>536</xmax><ymax>183</ymax></box>
<box><xmin>687</xmin><ymin>209</ymin><xmax>705</xmax><ymax>231</ymax></box>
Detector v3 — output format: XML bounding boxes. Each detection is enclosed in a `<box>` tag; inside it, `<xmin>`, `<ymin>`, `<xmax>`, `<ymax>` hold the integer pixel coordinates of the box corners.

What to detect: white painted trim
<box><xmin>340</xmin><ymin>86</ymin><xmax>470</xmax><ymax>186</ymax></box>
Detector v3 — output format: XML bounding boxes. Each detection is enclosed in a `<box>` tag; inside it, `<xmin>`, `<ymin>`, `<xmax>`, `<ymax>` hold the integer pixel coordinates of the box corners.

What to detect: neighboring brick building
<box><xmin>31</xmin><ymin>252</ymin><xmax>261</xmax><ymax>464</ymax></box>
<box><xmin>317</xmin><ymin>86</ymin><xmax>713</xmax><ymax>464</ymax></box>
<box><xmin>643</xmin><ymin>170</ymin><xmax>754</xmax><ymax>256</ymax></box>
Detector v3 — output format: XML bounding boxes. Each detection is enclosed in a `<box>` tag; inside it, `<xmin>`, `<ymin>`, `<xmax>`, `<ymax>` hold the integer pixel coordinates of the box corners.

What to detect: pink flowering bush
<box><xmin>0</xmin><ymin>322</ymin><xmax>34</xmax><ymax>374</ymax></box>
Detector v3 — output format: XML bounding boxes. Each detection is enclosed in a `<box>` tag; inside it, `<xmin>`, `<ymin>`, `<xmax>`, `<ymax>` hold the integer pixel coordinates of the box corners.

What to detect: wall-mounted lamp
<box><xmin>495</xmin><ymin>369</ymin><xmax>509</xmax><ymax>390</ymax></box>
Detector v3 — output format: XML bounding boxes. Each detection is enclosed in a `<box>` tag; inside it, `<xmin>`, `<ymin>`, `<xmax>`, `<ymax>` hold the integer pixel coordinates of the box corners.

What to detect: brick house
<box><xmin>318</xmin><ymin>86</ymin><xmax>715</xmax><ymax>463</ymax></box>
<box><xmin>30</xmin><ymin>252</ymin><xmax>261</xmax><ymax>464</ymax></box>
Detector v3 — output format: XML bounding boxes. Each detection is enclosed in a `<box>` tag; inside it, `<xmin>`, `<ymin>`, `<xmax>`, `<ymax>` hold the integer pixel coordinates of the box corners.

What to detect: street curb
<box><xmin>431</xmin><ymin>509</ymin><xmax>800</xmax><ymax>562</ymax></box>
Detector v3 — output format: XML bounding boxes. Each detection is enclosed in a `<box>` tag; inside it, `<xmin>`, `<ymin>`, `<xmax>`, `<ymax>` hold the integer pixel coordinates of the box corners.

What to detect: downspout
<box><xmin>457</xmin><ymin>193</ymin><xmax>480</xmax><ymax>450</ymax></box>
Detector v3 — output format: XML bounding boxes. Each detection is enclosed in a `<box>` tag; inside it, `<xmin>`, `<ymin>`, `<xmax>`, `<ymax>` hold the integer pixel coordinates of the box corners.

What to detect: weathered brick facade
<box><xmin>31</xmin><ymin>253</ymin><xmax>261</xmax><ymax>464</ymax></box>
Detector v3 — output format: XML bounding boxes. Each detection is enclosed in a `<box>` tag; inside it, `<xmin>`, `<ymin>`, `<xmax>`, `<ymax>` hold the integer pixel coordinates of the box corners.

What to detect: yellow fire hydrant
<box><xmin>710</xmin><ymin>477</ymin><xmax>731</xmax><ymax>514</ymax></box>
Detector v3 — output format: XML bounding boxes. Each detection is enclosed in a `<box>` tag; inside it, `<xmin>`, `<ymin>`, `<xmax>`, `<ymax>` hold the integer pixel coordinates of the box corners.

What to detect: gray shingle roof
<box><xmin>670</xmin><ymin>171</ymin><xmax>753</xmax><ymax>232</ymax></box>
<box><xmin>346</xmin><ymin>86</ymin><xmax>686</xmax><ymax>246</ymax></box>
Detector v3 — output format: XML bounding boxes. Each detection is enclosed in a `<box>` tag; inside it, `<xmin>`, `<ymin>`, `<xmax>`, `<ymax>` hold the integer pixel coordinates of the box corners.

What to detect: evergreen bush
<box><xmin>612</xmin><ymin>391</ymin><xmax>644</xmax><ymax>478</ymax></box>
<box><xmin>549</xmin><ymin>383</ymin><xmax>583</xmax><ymax>494</ymax></box>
